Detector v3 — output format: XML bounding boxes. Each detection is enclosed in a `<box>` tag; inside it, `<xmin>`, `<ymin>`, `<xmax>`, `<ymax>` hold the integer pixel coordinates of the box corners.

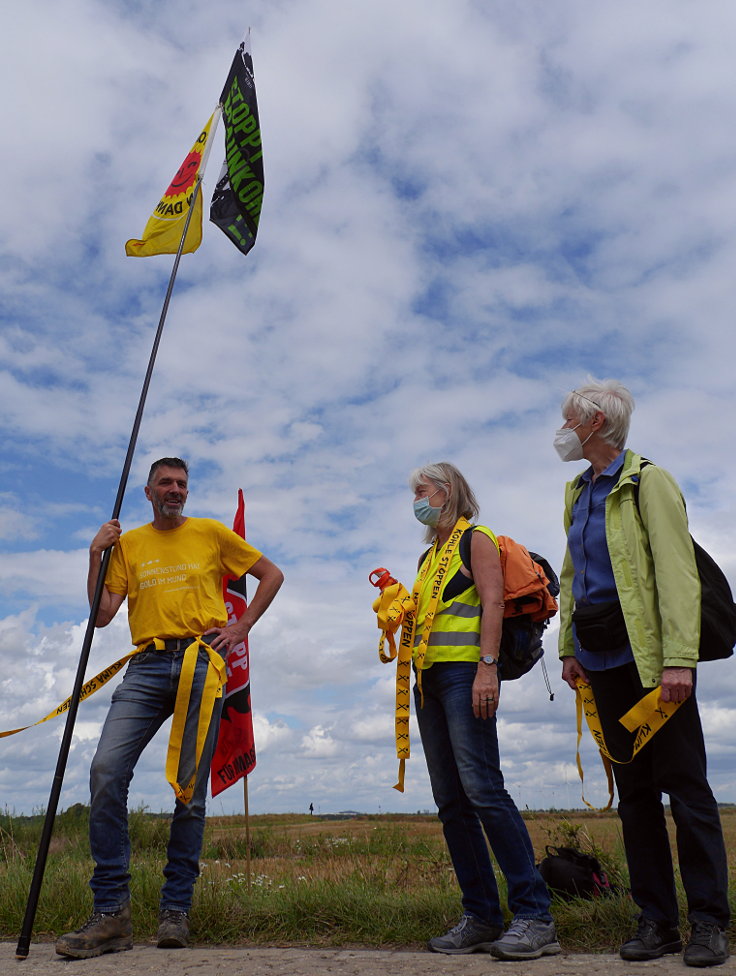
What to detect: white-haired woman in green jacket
<box><xmin>556</xmin><ymin>379</ymin><xmax>729</xmax><ymax>969</ymax></box>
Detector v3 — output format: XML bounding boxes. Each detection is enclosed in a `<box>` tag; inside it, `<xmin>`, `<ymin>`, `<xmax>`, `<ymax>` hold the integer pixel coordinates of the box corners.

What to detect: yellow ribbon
<box><xmin>575</xmin><ymin>677</ymin><xmax>684</xmax><ymax>811</ymax></box>
<box><xmin>371</xmin><ymin>517</ymin><xmax>470</xmax><ymax>793</ymax></box>
<box><xmin>0</xmin><ymin>653</ymin><xmax>140</xmax><ymax>739</ymax></box>
<box><xmin>2</xmin><ymin>635</ymin><xmax>227</xmax><ymax>806</ymax></box>
<box><xmin>152</xmin><ymin>636</ymin><xmax>227</xmax><ymax>805</ymax></box>
<box><xmin>407</xmin><ymin>517</ymin><xmax>471</xmax><ymax>703</ymax></box>
<box><xmin>372</xmin><ymin>581</ymin><xmax>415</xmax><ymax>791</ymax></box>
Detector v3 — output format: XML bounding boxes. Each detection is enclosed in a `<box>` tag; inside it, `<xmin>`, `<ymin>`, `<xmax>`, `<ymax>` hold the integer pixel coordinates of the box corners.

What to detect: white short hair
<box><xmin>561</xmin><ymin>379</ymin><xmax>635</xmax><ymax>450</ymax></box>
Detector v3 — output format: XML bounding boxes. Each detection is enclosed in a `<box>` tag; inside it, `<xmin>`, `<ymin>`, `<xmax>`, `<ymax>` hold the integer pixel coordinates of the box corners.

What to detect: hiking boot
<box><xmin>684</xmin><ymin>921</ymin><xmax>729</xmax><ymax>968</ymax></box>
<box><xmin>427</xmin><ymin>914</ymin><xmax>503</xmax><ymax>954</ymax></box>
<box><xmin>55</xmin><ymin>904</ymin><xmax>133</xmax><ymax>959</ymax></box>
<box><xmin>620</xmin><ymin>915</ymin><xmax>682</xmax><ymax>961</ymax></box>
<box><xmin>157</xmin><ymin>909</ymin><xmax>190</xmax><ymax>948</ymax></box>
<box><xmin>489</xmin><ymin>918</ymin><xmax>561</xmax><ymax>960</ymax></box>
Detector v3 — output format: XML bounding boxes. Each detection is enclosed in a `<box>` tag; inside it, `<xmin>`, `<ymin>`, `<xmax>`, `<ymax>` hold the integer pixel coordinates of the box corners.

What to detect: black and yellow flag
<box><xmin>210</xmin><ymin>36</ymin><xmax>264</xmax><ymax>257</ymax></box>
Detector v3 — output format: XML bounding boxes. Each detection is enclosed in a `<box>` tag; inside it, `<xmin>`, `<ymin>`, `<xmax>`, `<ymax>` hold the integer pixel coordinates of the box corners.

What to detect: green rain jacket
<box><xmin>558</xmin><ymin>449</ymin><xmax>700</xmax><ymax>688</ymax></box>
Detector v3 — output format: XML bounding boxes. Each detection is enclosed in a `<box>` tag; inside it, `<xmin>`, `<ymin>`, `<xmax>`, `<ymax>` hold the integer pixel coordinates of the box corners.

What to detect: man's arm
<box><xmin>209</xmin><ymin>555</ymin><xmax>284</xmax><ymax>654</ymax></box>
<box><xmin>88</xmin><ymin>520</ymin><xmax>126</xmax><ymax>627</ymax></box>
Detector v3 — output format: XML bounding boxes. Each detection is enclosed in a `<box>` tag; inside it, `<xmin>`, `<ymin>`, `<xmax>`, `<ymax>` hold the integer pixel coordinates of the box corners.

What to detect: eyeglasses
<box><xmin>572</xmin><ymin>391</ymin><xmax>602</xmax><ymax>411</ymax></box>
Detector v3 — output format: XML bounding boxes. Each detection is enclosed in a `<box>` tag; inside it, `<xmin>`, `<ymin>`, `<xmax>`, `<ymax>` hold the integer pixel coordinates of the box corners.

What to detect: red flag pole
<box><xmin>210</xmin><ymin>491</ymin><xmax>256</xmax><ymax>885</ymax></box>
<box><xmin>15</xmin><ymin>179</ymin><xmax>203</xmax><ymax>961</ymax></box>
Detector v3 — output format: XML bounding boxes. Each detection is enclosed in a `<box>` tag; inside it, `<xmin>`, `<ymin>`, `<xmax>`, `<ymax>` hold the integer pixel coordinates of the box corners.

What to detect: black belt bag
<box><xmin>572</xmin><ymin>600</ymin><xmax>628</xmax><ymax>652</ymax></box>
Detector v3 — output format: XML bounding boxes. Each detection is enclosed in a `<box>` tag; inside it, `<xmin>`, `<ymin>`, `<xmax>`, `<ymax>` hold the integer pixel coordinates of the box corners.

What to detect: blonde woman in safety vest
<box><xmin>409</xmin><ymin>462</ymin><xmax>558</xmax><ymax>962</ymax></box>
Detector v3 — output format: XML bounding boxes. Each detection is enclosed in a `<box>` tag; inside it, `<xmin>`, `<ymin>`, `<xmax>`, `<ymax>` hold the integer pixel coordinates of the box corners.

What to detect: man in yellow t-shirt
<box><xmin>56</xmin><ymin>458</ymin><xmax>283</xmax><ymax>960</ymax></box>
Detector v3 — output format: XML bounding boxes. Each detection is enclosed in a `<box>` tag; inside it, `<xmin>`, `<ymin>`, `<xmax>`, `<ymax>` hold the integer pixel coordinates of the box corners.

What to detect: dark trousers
<box><xmin>587</xmin><ymin>663</ymin><xmax>729</xmax><ymax>928</ymax></box>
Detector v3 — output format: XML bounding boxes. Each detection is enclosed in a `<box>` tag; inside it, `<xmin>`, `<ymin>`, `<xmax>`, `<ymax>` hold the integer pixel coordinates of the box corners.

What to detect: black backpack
<box><xmin>634</xmin><ymin>461</ymin><xmax>736</xmax><ymax>662</ymax></box>
<box><xmin>538</xmin><ymin>845</ymin><xmax>613</xmax><ymax>900</ymax></box>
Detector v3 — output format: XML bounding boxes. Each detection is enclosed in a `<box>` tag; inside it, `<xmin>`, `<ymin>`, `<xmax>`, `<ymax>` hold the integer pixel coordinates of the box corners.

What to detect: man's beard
<box><xmin>156</xmin><ymin>498</ymin><xmax>185</xmax><ymax>518</ymax></box>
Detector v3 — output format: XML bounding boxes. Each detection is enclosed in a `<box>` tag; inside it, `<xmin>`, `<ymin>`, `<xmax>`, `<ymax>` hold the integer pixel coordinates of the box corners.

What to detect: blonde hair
<box><xmin>409</xmin><ymin>462</ymin><xmax>479</xmax><ymax>543</ymax></box>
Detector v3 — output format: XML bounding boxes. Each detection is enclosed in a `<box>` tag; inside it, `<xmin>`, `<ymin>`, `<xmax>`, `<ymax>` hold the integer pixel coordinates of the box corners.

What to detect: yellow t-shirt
<box><xmin>106</xmin><ymin>518</ymin><xmax>262</xmax><ymax>646</ymax></box>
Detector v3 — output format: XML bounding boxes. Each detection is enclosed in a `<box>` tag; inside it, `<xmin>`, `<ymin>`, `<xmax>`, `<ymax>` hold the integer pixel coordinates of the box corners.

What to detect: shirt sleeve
<box><xmin>219</xmin><ymin>524</ymin><xmax>263</xmax><ymax>579</ymax></box>
<box><xmin>639</xmin><ymin>464</ymin><xmax>700</xmax><ymax>666</ymax></box>
<box><xmin>105</xmin><ymin>538</ymin><xmax>129</xmax><ymax>596</ymax></box>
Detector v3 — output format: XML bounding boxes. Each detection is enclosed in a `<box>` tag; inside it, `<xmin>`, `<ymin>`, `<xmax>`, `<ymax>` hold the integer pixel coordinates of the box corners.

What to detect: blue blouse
<box><xmin>567</xmin><ymin>451</ymin><xmax>635</xmax><ymax>671</ymax></box>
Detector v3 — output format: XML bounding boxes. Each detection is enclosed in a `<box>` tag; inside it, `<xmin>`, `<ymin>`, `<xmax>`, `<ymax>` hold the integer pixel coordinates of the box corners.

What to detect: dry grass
<box><xmin>2</xmin><ymin>806</ymin><xmax>735</xmax><ymax>948</ymax></box>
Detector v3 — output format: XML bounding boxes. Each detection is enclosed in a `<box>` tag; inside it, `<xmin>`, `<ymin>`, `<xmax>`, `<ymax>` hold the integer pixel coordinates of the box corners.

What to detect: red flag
<box><xmin>210</xmin><ymin>489</ymin><xmax>256</xmax><ymax>796</ymax></box>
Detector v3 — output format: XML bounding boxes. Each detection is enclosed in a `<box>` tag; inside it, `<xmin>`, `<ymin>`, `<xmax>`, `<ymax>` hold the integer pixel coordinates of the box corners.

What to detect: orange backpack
<box><xmin>422</xmin><ymin>528</ymin><xmax>559</xmax><ymax>687</ymax></box>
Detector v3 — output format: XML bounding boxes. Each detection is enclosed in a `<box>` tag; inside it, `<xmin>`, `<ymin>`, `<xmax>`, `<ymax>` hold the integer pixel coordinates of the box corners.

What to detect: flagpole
<box><xmin>241</xmin><ymin>564</ymin><xmax>252</xmax><ymax>891</ymax></box>
<box><xmin>244</xmin><ymin>776</ymin><xmax>252</xmax><ymax>890</ymax></box>
<box><xmin>15</xmin><ymin>178</ymin><xmax>204</xmax><ymax>961</ymax></box>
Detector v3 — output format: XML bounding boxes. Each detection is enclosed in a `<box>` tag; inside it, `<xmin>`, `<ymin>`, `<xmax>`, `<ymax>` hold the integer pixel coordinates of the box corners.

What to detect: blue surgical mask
<box><xmin>413</xmin><ymin>491</ymin><xmax>443</xmax><ymax>526</ymax></box>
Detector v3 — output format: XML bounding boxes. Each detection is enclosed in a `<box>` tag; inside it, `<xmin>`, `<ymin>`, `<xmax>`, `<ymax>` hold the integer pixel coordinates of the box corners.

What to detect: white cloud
<box><xmin>1</xmin><ymin>0</ymin><xmax>736</xmax><ymax>819</ymax></box>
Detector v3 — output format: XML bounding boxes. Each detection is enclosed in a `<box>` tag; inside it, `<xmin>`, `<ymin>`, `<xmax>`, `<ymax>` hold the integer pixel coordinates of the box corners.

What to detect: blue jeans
<box><xmin>89</xmin><ymin>645</ymin><xmax>223</xmax><ymax>913</ymax></box>
<box><xmin>415</xmin><ymin>662</ymin><xmax>551</xmax><ymax>926</ymax></box>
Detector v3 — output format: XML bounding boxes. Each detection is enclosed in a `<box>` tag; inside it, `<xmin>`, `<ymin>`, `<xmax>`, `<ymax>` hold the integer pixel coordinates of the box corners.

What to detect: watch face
<box><xmin>481</xmin><ymin>655</ymin><xmax>497</xmax><ymax>665</ymax></box>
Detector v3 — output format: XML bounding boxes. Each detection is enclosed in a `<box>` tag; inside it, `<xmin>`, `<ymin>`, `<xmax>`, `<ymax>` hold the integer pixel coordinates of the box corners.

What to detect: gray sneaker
<box><xmin>157</xmin><ymin>909</ymin><xmax>190</xmax><ymax>948</ymax></box>
<box><xmin>489</xmin><ymin>917</ymin><xmax>561</xmax><ymax>960</ymax></box>
<box><xmin>55</xmin><ymin>904</ymin><xmax>133</xmax><ymax>959</ymax></box>
<box><xmin>428</xmin><ymin>914</ymin><xmax>503</xmax><ymax>954</ymax></box>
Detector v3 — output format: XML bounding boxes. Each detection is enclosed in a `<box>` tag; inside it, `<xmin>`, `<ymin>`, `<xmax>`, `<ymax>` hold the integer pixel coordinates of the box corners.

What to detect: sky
<box><xmin>2</xmin><ymin>0</ymin><xmax>736</xmax><ymax>820</ymax></box>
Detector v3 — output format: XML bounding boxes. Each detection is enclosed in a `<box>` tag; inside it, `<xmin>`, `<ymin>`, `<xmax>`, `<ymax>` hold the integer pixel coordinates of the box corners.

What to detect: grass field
<box><xmin>1</xmin><ymin>806</ymin><xmax>734</xmax><ymax>950</ymax></box>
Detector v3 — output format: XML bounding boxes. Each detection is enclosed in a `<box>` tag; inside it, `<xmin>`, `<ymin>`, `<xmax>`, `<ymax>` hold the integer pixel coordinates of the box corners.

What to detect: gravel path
<box><xmin>3</xmin><ymin>943</ymin><xmax>734</xmax><ymax>975</ymax></box>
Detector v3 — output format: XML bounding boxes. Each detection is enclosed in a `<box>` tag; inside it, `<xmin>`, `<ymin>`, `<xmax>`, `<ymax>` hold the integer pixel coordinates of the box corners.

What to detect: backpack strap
<box><xmin>419</xmin><ymin>526</ymin><xmax>474</xmax><ymax>573</ymax></box>
<box><xmin>459</xmin><ymin>526</ymin><xmax>474</xmax><ymax>575</ymax></box>
<box><xmin>630</xmin><ymin>457</ymin><xmax>653</xmax><ymax>512</ymax></box>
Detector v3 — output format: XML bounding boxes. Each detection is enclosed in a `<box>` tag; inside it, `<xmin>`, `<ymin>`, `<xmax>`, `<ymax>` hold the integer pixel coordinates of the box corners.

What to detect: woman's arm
<box><xmin>639</xmin><ymin>465</ymin><xmax>698</xmax><ymax>701</ymax></box>
<box><xmin>469</xmin><ymin>531</ymin><xmax>504</xmax><ymax>720</ymax></box>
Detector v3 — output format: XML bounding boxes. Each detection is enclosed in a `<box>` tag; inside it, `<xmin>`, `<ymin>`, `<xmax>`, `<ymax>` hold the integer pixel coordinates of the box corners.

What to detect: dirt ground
<box><xmin>2</xmin><ymin>943</ymin><xmax>734</xmax><ymax>975</ymax></box>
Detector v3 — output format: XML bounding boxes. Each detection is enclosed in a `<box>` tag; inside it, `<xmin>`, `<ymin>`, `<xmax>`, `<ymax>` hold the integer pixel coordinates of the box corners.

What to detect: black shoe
<box><xmin>427</xmin><ymin>914</ymin><xmax>503</xmax><ymax>954</ymax></box>
<box><xmin>620</xmin><ymin>916</ymin><xmax>682</xmax><ymax>961</ymax></box>
<box><xmin>157</xmin><ymin>909</ymin><xmax>190</xmax><ymax>948</ymax></box>
<box><xmin>684</xmin><ymin>921</ymin><xmax>729</xmax><ymax>968</ymax></box>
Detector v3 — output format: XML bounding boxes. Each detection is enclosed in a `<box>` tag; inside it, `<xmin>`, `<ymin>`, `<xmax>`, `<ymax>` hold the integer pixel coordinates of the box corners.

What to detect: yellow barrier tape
<box><xmin>164</xmin><ymin>637</ymin><xmax>226</xmax><ymax>804</ymax></box>
<box><xmin>0</xmin><ymin>653</ymin><xmax>139</xmax><ymax>739</ymax></box>
<box><xmin>1</xmin><ymin>635</ymin><xmax>227</xmax><ymax>807</ymax></box>
<box><xmin>407</xmin><ymin>517</ymin><xmax>471</xmax><ymax>705</ymax></box>
<box><xmin>371</xmin><ymin>517</ymin><xmax>469</xmax><ymax>793</ymax></box>
<box><xmin>372</xmin><ymin>581</ymin><xmax>415</xmax><ymax>791</ymax></box>
<box><xmin>575</xmin><ymin>677</ymin><xmax>684</xmax><ymax>811</ymax></box>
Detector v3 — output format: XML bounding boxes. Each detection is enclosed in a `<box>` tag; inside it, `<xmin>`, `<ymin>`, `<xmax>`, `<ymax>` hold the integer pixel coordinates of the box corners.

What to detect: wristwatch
<box><xmin>479</xmin><ymin>655</ymin><xmax>498</xmax><ymax>666</ymax></box>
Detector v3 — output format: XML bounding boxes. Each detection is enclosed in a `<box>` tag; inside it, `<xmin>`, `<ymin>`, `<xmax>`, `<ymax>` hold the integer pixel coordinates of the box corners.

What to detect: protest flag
<box><xmin>210</xmin><ymin>489</ymin><xmax>256</xmax><ymax>797</ymax></box>
<box><xmin>17</xmin><ymin>43</ymin><xmax>262</xmax><ymax>956</ymax></box>
<box><xmin>210</xmin><ymin>34</ymin><xmax>264</xmax><ymax>256</ymax></box>
<box><xmin>125</xmin><ymin>110</ymin><xmax>219</xmax><ymax>257</ymax></box>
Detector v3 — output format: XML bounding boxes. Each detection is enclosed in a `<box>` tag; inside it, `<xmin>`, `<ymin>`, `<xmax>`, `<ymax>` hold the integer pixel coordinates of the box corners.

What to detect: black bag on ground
<box><xmin>538</xmin><ymin>846</ymin><xmax>612</xmax><ymax>900</ymax></box>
